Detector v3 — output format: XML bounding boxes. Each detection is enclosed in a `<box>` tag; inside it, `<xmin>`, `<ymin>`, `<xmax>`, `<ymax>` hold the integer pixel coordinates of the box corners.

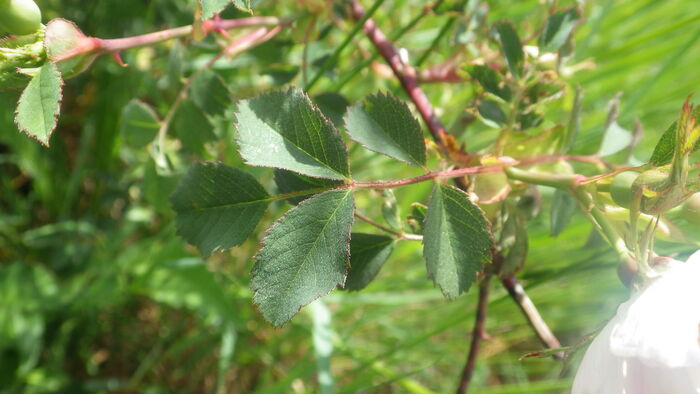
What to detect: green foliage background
<box><xmin>1</xmin><ymin>0</ymin><xmax>699</xmax><ymax>392</ymax></box>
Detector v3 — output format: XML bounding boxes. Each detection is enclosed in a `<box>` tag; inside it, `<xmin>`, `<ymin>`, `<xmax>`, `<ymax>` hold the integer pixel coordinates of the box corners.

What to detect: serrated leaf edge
<box><xmin>422</xmin><ymin>183</ymin><xmax>494</xmax><ymax>299</ymax></box>
<box><xmin>170</xmin><ymin>161</ymin><xmax>270</xmax><ymax>257</ymax></box>
<box><xmin>251</xmin><ymin>188</ymin><xmax>354</xmax><ymax>326</ymax></box>
<box><xmin>233</xmin><ymin>86</ymin><xmax>351</xmax><ymax>181</ymax></box>
<box><xmin>343</xmin><ymin>91</ymin><xmax>427</xmax><ymax>167</ymax></box>
<box><xmin>14</xmin><ymin>62</ymin><xmax>64</xmax><ymax>147</ymax></box>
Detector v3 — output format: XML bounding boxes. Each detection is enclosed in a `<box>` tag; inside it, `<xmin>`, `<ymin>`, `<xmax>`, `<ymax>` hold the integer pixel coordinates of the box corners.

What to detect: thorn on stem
<box><xmin>110</xmin><ymin>52</ymin><xmax>127</xmax><ymax>67</ymax></box>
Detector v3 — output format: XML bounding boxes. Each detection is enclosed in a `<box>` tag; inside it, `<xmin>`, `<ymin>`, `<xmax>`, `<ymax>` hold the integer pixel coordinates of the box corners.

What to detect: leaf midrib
<box><xmin>249</xmin><ymin>101</ymin><xmax>348</xmax><ymax>179</ymax></box>
<box><xmin>262</xmin><ymin>190</ymin><xmax>352</xmax><ymax>320</ymax></box>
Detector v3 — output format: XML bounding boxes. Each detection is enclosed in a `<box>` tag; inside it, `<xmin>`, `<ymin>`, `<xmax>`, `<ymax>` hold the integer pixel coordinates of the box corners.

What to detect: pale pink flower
<box><xmin>572</xmin><ymin>250</ymin><xmax>700</xmax><ymax>394</ymax></box>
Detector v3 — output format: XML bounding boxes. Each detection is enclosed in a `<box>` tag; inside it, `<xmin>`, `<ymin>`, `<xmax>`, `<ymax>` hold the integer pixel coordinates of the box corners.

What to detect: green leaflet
<box><xmin>171</xmin><ymin>162</ymin><xmax>269</xmax><ymax>258</ymax></box>
<box><xmin>235</xmin><ymin>87</ymin><xmax>350</xmax><ymax>180</ymax></box>
<box><xmin>539</xmin><ymin>8</ymin><xmax>581</xmax><ymax>53</ymax></box>
<box><xmin>119</xmin><ymin>99</ymin><xmax>160</xmax><ymax>148</ymax></box>
<box><xmin>649</xmin><ymin>105</ymin><xmax>700</xmax><ymax>166</ymax></box>
<box><xmin>173</xmin><ymin>99</ymin><xmax>216</xmax><ymax>156</ymax></box>
<box><xmin>423</xmin><ymin>184</ymin><xmax>493</xmax><ymax>298</ymax></box>
<box><xmin>15</xmin><ymin>62</ymin><xmax>63</xmax><ymax>146</ymax></box>
<box><xmin>550</xmin><ymin>189</ymin><xmax>577</xmax><ymax>237</ymax></box>
<box><xmin>190</xmin><ymin>69</ymin><xmax>231</xmax><ymax>117</ymax></box>
<box><xmin>492</xmin><ymin>21</ymin><xmax>524</xmax><ymax>79</ymax></box>
<box><xmin>344</xmin><ymin>92</ymin><xmax>426</xmax><ymax>167</ymax></box>
<box><xmin>478</xmin><ymin>99</ymin><xmax>507</xmax><ymax>127</ymax></box>
<box><xmin>464</xmin><ymin>64</ymin><xmax>511</xmax><ymax>101</ymax></box>
<box><xmin>345</xmin><ymin>233</ymin><xmax>394</xmax><ymax>291</ymax></box>
<box><xmin>252</xmin><ymin>189</ymin><xmax>354</xmax><ymax>326</ymax></box>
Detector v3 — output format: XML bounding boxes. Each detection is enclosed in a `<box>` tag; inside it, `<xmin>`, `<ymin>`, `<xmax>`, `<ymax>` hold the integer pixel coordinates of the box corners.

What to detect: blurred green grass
<box><xmin>1</xmin><ymin>0</ymin><xmax>699</xmax><ymax>392</ymax></box>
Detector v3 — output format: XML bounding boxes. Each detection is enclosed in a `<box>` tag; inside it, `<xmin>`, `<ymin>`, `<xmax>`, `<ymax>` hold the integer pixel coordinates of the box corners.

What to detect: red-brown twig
<box><xmin>53</xmin><ymin>16</ymin><xmax>281</xmax><ymax>63</ymax></box>
<box><xmin>418</xmin><ymin>63</ymin><xmax>465</xmax><ymax>84</ymax></box>
<box><xmin>348</xmin><ymin>2</ymin><xmax>566</xmax><ymax>390</ymax></box>
<box><xmin>349</xmin><ymin>0</ymin><xmax>449</xmax><ymax>148</ymax></box>
<box><xmin>456</xmin><ymin>271</ymin><xmax>493</xmax><ymax>394</ymax></box>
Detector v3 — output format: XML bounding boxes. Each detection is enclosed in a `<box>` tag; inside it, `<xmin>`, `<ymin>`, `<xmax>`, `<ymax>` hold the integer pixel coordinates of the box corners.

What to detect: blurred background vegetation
<box><xmin>1</xmin><ymin>0</ymin><xmax>699</xmax><ymax>392</ymax></box>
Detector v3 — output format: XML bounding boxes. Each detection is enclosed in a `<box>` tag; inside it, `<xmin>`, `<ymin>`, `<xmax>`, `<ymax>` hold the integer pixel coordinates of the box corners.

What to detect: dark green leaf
<box><xmin>190</xmin><ymin>69</ymin><xmax>231</xmax><ymax>117</ymax></box>
<box><xmin>171</xmin><ymin>162</ymin><xmax>269</xmax><ymax>258</ymax></box>
<box><xmin>315</xmin><ymin>92</ymin><xmax>350</xmax><ymax>128</ymax></box>
<box><xmin>550</xmin><ymin>189</ymin><xmax>576</xmax><ymax>237</ymax></box>
<box><xmin>649</xmin><ymin>121</ymin><xmax>677</xmax><ymax>166</ymax></box>
<box><xmin>423</xmin><ymin>184</ymin><xmax>493</xmax><ymax>298</ymax></box>
<box><xmin>478</xmin><ymin>100</ymin><xmax>507</xmax><ymax>127</ymax></box>
<box><xmin>492</xmin><ymin>21</ymin><xmax>524</xmax><ymax>78</ymax></box>
<box><xmin>120</xmin><ymin>99</ymin><xmax>159</xmax><ymax>148</ymax></box>
<box><xmin>539</xmin><ymin>8</ymin><xmax>581</xmax><ymax>53</ymax></box>
<box><xmin>345</xmin><ymin>233</ymin><xmax>394</xmax><ymax>291</ymax></box>
<box><xmin>649</xmin><ymin>106</ymin><xmax>700</xmax><ymax>166</ymax></box>
<box><xmin>526</xmin><ymin>82</ymin><xmax>564</xmax><ymax>103</ymax></box>
<box><xmin>252</xmin><ymin>189</ymin><xmax>354</xmax><ymax>325</ymax></box>
<box><xmin>517</xmin><ymin>111</ymin><xmax>543</xmax><ymax>130</ymax></box>
<box><xmin>173</xmin><ymin>99</ymin><xmax>216</xmax><ymax>156</ymax></box>
<box><xmin>235</xmin><ymin>87</ymin><xmax>350</xmax><ymax>180</ymax></box>
<box><xmin>15</xmin><ymin>62</ymin><xmax>63</xmax><ymax>146</ymax></box>
<box><xmin>345</xmin><ymin>92</ymin><xmax>426</xmax><ymax>167</ymax></box>
<box><xmin>463</xmin><ymin>64</ymin><xmax>511</xmax><ymax>101</ymax></box>
<box><xmin>273</xmin><ymin>169</ymin><xmax>343</xmax><ymax>205</ymax></box>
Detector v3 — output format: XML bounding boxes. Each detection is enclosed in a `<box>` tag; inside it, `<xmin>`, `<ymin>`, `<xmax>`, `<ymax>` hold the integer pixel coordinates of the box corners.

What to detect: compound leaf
<box><xmin>423</xmin><ymin>184</ymin><xmax>493</xmax><ymax>298</ymax></box>
<box><xmin>171</xmin><ymin>162</ymin><xmax>269</xmax><ymax>258</ymax></box>
<box><xmin>235</xmin><ymin>87</ymin><xmax>349</xmax><ymax>180</ymax></box>
<box><xmin>252</xmin><ymin>189</ymin><xmax>354</xmax><ymax>326</ymax></box>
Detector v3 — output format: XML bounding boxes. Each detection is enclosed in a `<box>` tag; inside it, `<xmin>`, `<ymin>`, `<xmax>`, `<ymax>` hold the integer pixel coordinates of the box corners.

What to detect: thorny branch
<box><xmin>52</xmin><ymin>16</ymin><xmax>282</xmax><ymax>63</ymax></box>
<box><xmin>349</xmin><ymin>0</ymin><xmax>450</xmax><ymax>148</ymax></box>
<box><xmin>348</xmin><ymin>1</ymin><xmax>564</xmax><ymax>390</ymax></box>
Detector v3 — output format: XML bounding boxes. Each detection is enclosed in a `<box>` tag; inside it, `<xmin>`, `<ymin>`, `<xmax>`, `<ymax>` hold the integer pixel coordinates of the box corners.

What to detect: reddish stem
<box><xmin>352</xmin><ymin>163</ymin><xmax>505</xmax><ymax>189</ymax></box>
<box><xmin>456</xmin><ymin>271</ymin><xmax>492</xmax><ymax>394</ymax></box>
<box><xmin>418</xmin><ymin>64</ymin><xmax>465</xmax><ymax>83</ymax></box>
<box><xmin>53</xmin><ymin>16</ymin><xmax>281</xmax><ymax>62</ymax></box>
<box><xmin>350</xmin><ymin>0</ymin><xmax>449</xmax><ymax>148</ymax></box>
